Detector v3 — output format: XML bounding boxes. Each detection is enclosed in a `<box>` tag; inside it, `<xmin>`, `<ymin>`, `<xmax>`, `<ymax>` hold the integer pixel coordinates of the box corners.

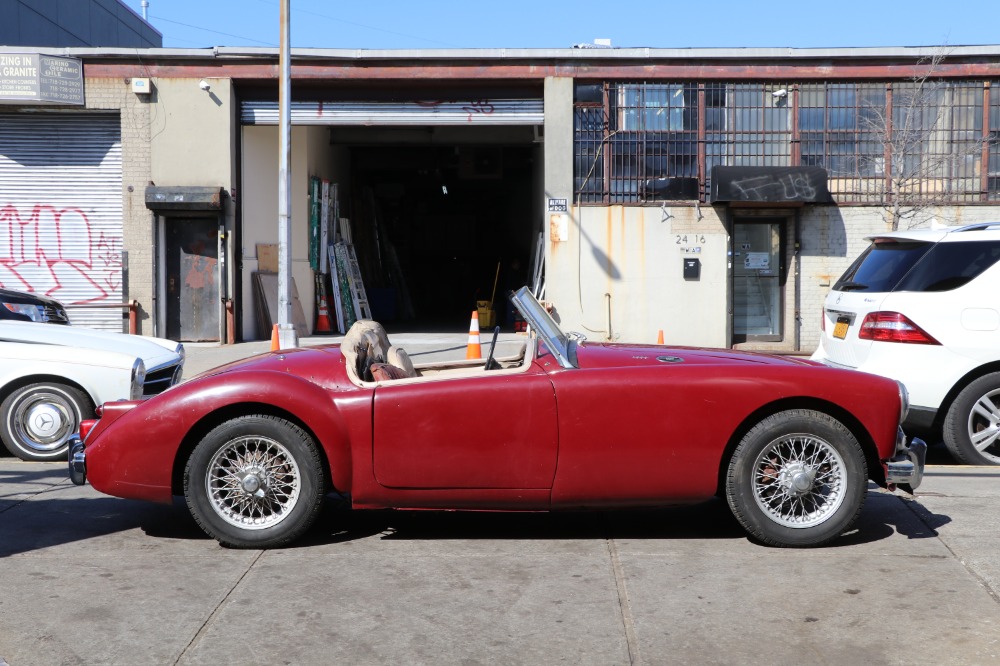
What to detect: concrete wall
<box><xmin>147</xmin><ymin>76</ymin><xmax>236</xmax><ymax>338</ymax></box>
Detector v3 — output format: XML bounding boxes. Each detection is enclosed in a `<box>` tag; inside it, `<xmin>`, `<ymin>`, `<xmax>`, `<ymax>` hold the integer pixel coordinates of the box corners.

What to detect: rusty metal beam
<box><xmin>83</xmin><ymin>61</ymin><xmax>1000</xmax><ymax>82</ymax></box>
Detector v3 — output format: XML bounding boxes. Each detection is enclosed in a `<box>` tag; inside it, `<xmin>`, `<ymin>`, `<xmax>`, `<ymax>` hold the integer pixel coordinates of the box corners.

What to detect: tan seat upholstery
<box><xmin>387</xmin><ymin>346</ymin><xmax>416</xmax><ymax>378</ymax></box>
<box><xmin>341</xmin><ymin>319</ymin><xmax>391</xmax><ymax>383</ymax></box>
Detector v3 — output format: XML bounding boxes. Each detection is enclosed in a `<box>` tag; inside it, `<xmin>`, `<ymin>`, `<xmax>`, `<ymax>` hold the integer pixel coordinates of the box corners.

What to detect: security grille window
<box><xmin>799</xmin><ymin>83</ymin><xmax>885</xmax><ymax>200</ymax></box>
<box><xmin>990</xmin><ymin>85</ymin><xmax>1000</xmax><ymax>200</ymax></box>
<box><xmin>705</xmin><ymin>83</ymin><xmax>792</xmax><ymax>196</ymax></box>
<box><xmin>574</xmin><ymin>82</ymin><xmax>698</xmax><ymax>203</ymax></box>
<box><xmin>574</xmin><ymin>79</ymin><xmax>998</xmax><ymax>205</ymax></box>
<box><xmin>889</xmin><ymin>81</ymin><xmax>984</xmax><ymax>203</ymax></box>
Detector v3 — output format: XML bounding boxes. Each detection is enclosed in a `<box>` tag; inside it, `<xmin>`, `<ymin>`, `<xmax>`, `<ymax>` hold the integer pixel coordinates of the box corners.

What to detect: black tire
<box><xmin>725</xmin><ymin>409</ymin><xmax>867</xmax><ymax>548</ymax></box>
<box><xmin>942</xmin><ymin>372</ymin><xmax>1000</xmax><ymax>465</ymax></box>
<box><xmin>0</xmin><ymin>382</ymin><xmax>93</xmax><ymax>462</ymax></box>
<box><xmin>184</xmin><ymin>415</ymin><xmax>325</xmax><ymax>548</ymax></box>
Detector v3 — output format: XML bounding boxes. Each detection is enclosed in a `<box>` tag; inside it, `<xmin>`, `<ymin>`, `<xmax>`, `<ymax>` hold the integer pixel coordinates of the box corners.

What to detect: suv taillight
<box><xmin>858</xmin><ymin>312</ymin><xmax>941</xmax><ymax>345</ymax></box>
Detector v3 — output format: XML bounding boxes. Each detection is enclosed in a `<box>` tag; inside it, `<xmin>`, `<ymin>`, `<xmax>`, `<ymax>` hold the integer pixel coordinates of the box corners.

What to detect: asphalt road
<box><xmin>2</xmin><ymin>340</ymin><xmax>1000</xmax><ymax>664</ymax></box>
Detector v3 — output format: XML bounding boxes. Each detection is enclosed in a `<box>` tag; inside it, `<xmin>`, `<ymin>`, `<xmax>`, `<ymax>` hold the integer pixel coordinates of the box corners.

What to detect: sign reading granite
<box><xmin>0</xmin><ymin>54</ymin><xmax>84</xmax><ymax>105</ymax></box>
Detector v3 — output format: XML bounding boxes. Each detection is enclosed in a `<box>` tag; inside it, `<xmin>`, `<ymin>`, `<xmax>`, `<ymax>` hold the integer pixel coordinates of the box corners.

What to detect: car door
<box><xmin>372</xmin><ymin>365</ymin><xmax>558</xmax><ymax>489</ymax></box>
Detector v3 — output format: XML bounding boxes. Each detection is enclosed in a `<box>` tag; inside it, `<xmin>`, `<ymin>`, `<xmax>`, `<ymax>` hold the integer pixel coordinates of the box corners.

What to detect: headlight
<box><xmin>130</xmin><ymin>359</ymin><xmax>147</xmax><ymax>400</ymax></box>
<box><xmin>2</xmin><ymin>302</ymin><xmax>44</xmax><ymax>322</ymax></box>
<box><xmin>896</xmin><ymin>380</ymin><xmax>910</xmax><ymax>425</ymax></box>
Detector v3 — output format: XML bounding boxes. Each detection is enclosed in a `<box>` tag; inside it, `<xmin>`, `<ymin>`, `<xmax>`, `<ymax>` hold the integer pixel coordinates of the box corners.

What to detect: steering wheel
<box><xmin>484</xmin><ymin>326</ymin><xmax>501</xmax><ymax>371</ymax></box>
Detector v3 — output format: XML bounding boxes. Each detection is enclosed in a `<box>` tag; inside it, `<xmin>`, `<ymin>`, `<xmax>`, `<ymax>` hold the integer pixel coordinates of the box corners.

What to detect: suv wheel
<box><xmin>943</xmin><ymin>372</ymin><xmax>1000</xmax><ymax>465</ymax></box>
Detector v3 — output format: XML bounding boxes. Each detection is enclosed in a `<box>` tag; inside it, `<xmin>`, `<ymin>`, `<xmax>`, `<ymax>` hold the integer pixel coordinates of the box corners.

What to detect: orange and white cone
<box><xmin>466</xmin><ymin>311</ymin><xmax>482</xmax><ymax>359</ymax></box>
<box><xmin>270</xmin><ymin>323</ymin><xmax>280</xmax><ymax>351</ymax></box>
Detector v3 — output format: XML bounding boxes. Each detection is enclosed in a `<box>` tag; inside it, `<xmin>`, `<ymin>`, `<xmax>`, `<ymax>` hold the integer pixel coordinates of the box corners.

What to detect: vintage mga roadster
<box><xmin>69</xmin><ymin>287</ymin><xmax>925</xmax><ymax>549</ymax></box>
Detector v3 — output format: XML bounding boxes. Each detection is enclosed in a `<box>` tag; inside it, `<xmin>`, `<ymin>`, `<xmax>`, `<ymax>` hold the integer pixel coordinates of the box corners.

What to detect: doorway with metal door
<box><xmin>164</xmin><ymin>217</ymin><xmax>221</xmax><ymax>341</ymax></box>
<box><xmin>732</xmin><ymin>218</ymin><xmax>784</xmax><ymax>343</ymax></box>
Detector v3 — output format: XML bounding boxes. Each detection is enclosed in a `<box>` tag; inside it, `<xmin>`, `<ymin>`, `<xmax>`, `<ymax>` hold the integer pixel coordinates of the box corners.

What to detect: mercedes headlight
<box><xmin>2</xmin><ymin>302</ymin><xmax>44</xmax><ymax>322</ymax></box>
<box><xmin>130</xmin><ymin>358</ymin><xmax>147</xmax><ymax>400</ymax></box>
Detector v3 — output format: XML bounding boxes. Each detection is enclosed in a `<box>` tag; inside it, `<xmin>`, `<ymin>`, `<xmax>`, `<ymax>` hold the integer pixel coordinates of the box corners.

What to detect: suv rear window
<box><xmin>834</xmin><ymin>238</ymin><xmax>1000</xmax><ymax>293</ymax></box>
<box><xmin>833</xmin><ymin>240</ymin><xmax>932</xmax><ymax>292</ymax></box>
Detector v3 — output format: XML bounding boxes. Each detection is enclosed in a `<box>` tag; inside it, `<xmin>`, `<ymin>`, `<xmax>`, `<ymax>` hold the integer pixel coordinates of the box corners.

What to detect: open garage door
<box><xmin>239</xmin><ymin>94</ymin><xmax>544</xmax><ymax>334</ymax></box>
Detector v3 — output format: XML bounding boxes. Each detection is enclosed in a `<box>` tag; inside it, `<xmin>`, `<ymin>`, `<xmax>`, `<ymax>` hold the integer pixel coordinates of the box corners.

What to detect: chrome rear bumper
<box><xmin>68</xmin><ymin>435</ymin><xmax>87</xmax><ymax>486</ymax></box>
<box><xmin>885</xmin><ymin>427</ymin><xmax>926</xmax><ymax>491</ymax></box>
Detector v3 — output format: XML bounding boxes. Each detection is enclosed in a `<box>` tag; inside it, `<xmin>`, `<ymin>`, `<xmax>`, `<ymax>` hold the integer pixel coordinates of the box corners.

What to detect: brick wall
<box><xmin>83</xmin><ymin>77</ymin><xmax>154</xmax><ymax>334</ymax></box>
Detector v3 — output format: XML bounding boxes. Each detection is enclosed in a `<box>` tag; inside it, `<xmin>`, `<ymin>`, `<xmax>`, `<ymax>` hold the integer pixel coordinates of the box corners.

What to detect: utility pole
<box><xmin>276</xmin><ymin>0</ymin><xmax>297</xmax><ymax>348</ymax></box>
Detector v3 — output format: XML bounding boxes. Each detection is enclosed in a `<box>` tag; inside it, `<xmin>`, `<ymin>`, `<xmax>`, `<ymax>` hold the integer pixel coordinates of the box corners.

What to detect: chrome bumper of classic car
<box><xmin>885</xmin><ymin>427</ymin><xmax>926</xmax><ymax>491</ymax></box>
<box><xmin>68</xmin><ymin>435</ymin><xmax>87</xmax><ymax>486</ymax></box>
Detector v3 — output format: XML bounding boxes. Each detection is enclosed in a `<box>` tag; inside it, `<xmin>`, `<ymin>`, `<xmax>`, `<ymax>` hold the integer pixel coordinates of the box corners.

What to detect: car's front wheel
<box><xmin>184</xmin><ymin>415</ymin><xmax>325</xmax><ymax>548</ymax></box>
<box><xmin>943</xmin><ymin>372</ymin><xmax>1000</xmax><ymax>465</ymax></box>
<box><xmin>726</xmin><ymin>409</ymin><xmax>867</xmax><ymax>547</ymax></box>
<box><xmin>0</xmin><ymin>382</ymin><xmax>93</xmax><ymax>461</ymax></box>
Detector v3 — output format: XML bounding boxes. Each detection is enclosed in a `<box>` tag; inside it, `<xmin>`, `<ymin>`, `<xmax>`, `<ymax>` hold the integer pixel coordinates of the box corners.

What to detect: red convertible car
<box><xmin>69</xmin><ymin>287</ymin><xmax>925</xmax><ymax>549</ymax></box>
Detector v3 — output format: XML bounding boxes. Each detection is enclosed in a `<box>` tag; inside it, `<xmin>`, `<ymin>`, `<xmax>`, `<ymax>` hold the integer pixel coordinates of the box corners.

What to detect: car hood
<box><xmin>187</xmin><ymin>345</ymin><xmax>350</xmax><ymax>388</ymax></box>
<box><xmin>572</xmin><ymin>342</ymin><xmax>819</xmax><ymax>369</ymax></box>
<box><xmin>0</xmin><ymin>321</ymin><xmax>182</xmax><ymax>370</ymax></box>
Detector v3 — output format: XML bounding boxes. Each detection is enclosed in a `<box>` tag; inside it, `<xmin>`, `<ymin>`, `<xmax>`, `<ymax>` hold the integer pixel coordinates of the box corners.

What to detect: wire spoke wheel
<box><xmin>185</xmin><ymin>415</ymin><xmax>325</xmax><ymax>548</ymax></box>
<box><xmin>726</xmin><ymin>409</ymin><xmax>866</xmax><ymax>547</ymax></box>
<box><xmin>751</xmin><ymin>433</ymin><xmax>847</xmax><ymax>529</ymax></box>
<box><xmin>206</xmin><ymin>435</ymin><xmax>302</xmax><ymax>530</ymax></box>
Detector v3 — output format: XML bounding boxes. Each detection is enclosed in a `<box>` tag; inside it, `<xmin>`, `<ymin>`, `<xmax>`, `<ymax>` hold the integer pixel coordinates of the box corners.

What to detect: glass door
<box><xmin>732</xmin><ymin>219</ymin><xmax>783</xmax><ymax>342</ymax></box>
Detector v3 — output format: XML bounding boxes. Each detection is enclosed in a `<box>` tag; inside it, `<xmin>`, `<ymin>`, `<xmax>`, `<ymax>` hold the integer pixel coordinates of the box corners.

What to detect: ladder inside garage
<box><xmin>344</xmin><ymin>244</ymin><xmax>372</xmax><ymax>321</ymax></box>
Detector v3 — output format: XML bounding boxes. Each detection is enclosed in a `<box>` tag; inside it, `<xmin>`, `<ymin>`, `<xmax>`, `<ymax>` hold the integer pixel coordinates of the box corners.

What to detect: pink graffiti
<box><xmin>462</xmin><ymin>99</ymin><xmax>494</xmax><ymax>122</ymax></box>
<box><xmin>0</xmin><ymin>203</ymin><xmax>119</xmax><ymax>304</ymax></box>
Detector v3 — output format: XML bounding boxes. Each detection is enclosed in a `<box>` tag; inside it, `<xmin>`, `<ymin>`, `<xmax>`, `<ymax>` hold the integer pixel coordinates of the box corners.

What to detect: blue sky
<box><xmin>123</xmin><ymin>0</ymin><xmax>998</xmax><ymax>50</ymax></box>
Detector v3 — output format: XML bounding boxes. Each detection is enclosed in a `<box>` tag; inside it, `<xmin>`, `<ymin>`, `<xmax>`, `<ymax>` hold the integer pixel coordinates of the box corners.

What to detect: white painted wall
<box><xmin>547</xmin><ymin>205</ymin><xmax>729</xmax><ymax>347</ymax></box>
<box><xmin>240</xmin><ymin>125</ymin><xmax>348</xmax><ymax>340</ymax></box>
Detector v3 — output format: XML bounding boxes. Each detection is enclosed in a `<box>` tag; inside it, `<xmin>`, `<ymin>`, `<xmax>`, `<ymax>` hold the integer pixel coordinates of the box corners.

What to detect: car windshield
<box><xmin>833</xmin><ymin>239</ymin><xmax>933</xmax><ymax>293</ymax></box>
<box><xmin>509</xmin><ymin>286</ymin><xmax>576</xmax><ymax>369</ymax></box>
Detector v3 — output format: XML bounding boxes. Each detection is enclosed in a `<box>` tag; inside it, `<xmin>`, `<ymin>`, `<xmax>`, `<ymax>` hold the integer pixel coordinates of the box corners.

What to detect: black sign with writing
<box><xmin>0</xmin><ymin>54</ymin><xmax>84</xmax><ymax>105</ymax></box>
<box><xmin>710</xmin><ymin>166</ymin><xmax>831</xmax><ymax>204</ymax></box>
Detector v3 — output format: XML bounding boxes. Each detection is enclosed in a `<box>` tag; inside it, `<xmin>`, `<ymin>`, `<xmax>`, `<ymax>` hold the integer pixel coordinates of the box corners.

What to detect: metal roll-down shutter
<box><xmin>0</xmin><ymin>113</ymin><xmax>123</xmax><ymax>330</ymax></box>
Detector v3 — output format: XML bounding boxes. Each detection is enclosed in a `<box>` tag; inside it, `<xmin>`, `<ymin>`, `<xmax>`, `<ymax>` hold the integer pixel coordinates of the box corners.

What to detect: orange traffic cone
<box><xmin>657</xmin><ymin>329</ymin><xmax>664</xmax><ymax>345</ymax></box>
<box><xmin>466</xmin><ymin>311</ymin><xmax>482</xmax><ymax>359</ymax></box>
<box><xmin>270</xmin><ymin>323</ymin><xmax>280</xmax><ymax>351</ymax></box>
<box><xmin>314</xmin><ymin>296</ymin><xmax>333</xmax><ymax>334</ymax></box>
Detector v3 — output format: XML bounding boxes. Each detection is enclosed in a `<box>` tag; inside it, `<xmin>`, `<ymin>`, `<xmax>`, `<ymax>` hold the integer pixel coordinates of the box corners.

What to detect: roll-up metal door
<box><xmin>0</xmin><ymin>113</ymin><xmax>123</xmax><ymax>331</ymax></box>
<box><xmin>241</xmin><ymin>99</ymin><xmax>544</xmax><ymax>126</ymax></box>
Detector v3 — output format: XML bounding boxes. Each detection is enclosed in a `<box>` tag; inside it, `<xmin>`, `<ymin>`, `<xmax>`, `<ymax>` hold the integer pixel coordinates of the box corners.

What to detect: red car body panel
<box><xmin>81</xmin><ymin>340</ymin><xmax>903</xmax><ymax>511</ymax></box>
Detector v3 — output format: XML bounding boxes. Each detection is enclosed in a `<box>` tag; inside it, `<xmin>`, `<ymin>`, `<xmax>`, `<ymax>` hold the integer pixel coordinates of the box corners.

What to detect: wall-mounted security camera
<box><xmin>199</xmin><ymin>79</ymin><xmax>211</xmax><ymax>91</ymax></box>
<box><xmin>771</xmin><ymin>88</ymin><xmax>788</xmax><ymax>98</ymax></box>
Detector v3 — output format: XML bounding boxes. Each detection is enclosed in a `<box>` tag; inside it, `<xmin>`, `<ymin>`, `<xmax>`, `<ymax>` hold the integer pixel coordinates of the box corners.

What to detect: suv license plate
<box><xmin>833</xmin><ymin>320</ymin><xmax>849</xmax><ymax>339</ymax></box>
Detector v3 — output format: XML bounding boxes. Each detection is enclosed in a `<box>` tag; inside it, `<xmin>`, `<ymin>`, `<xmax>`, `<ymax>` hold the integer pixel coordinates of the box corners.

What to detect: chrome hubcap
<box><xmin>752</xmin><ymin>434</ymin><xmax>847</xmax><ymax>528</ymax></box>
<box><xmin>205</xmin><ymin>436</ymin><xmax>301</xmax><ymax>530</ymax></box>
<box><xmin>9</xmin><ymin>390</ymin><xmax>77</xmax><ymax>453</ymax></box>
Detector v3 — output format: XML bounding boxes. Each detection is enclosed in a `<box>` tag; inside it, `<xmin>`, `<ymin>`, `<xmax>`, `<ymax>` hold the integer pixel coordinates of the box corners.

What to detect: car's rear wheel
<box><xmin>184</xmin><ymin>415</ymin><xmax>325</xmax><ymax>548</ymax></box>
<box><xmin>0</xmin><ymin>382</ymin><xmax>93</xmax><ymax>461</ymax></box>
<box><xmin>726</xmin><ymin>409</ymin><xmax>867</xmax><ymax>547</ymax></box>
<box><xmin>943</xmin><ymin>373</ymin><xmax>1000</xmax><ymax>465</ymax></box>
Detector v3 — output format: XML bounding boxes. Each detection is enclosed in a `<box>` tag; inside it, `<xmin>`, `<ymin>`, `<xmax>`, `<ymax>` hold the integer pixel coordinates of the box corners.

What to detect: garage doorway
<box><xmin>351</xmin><ymin>145</ymin><xmax>537</xmax><ymax>327</ymax></box>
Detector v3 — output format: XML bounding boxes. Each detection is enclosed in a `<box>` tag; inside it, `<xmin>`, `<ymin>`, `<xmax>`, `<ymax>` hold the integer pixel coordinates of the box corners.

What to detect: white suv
<box><xmin>812</xmin><ymin>222</ymin><xmax>1000</xmax><ymax>465</ymax></box>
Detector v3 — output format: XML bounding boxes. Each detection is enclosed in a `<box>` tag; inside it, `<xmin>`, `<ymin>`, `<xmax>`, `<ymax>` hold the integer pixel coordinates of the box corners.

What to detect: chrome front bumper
<box><xmin>68</xmin><ymin>435</ymin><xmax>87</xmax><ymax>486</ymax></box>
<box><xmin>885</xmin><ymin>427</ymin><xmax>926</xmax><ymax>491</ymax></box>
